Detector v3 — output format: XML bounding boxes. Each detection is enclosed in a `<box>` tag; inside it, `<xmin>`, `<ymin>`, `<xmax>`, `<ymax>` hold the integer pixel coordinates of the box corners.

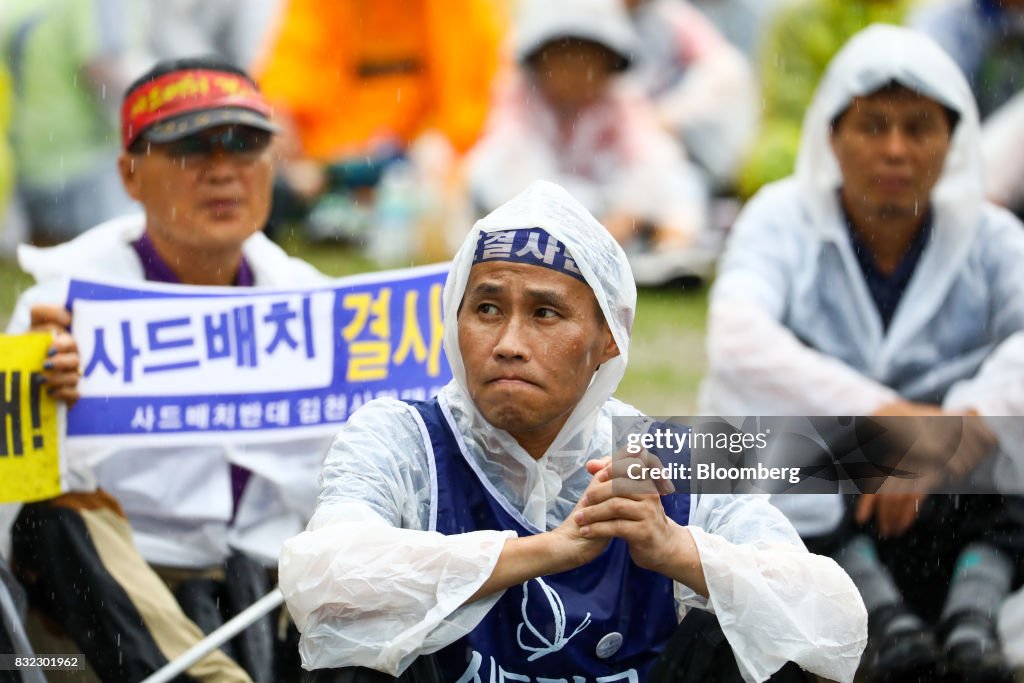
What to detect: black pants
<box><xmin>808</xmin><ymin>494</ymin><xmax>1024</xmax><ymax>623</ymax></box>
<box><xmin>11</xmin><ymin>498</ymin><xmax>196</xmax><ymax>683</ymax></box>
<box><xmin>303</xmin><ymin>609</ymin><xmax>816</xmax><ymax>683</ymax></box>
<box><xmin>10</xmin><ymin>493</ymin><xmax>252</xmax><ymax>683</ymax></box>
<box><xmin>174</xmin><ymin>553</ymin><xmax>299</xmax><ymax>683</ymax></box>
<box><xmin>874</xmin><ymin>495</ymin><xmax>1024</xmax><ymax>622</ymax></box>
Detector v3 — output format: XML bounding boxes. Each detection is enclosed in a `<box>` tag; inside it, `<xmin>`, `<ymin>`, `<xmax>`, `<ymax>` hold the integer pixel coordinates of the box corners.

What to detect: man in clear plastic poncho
<box><xmin>701</xmin><ymin>25</ymin><xmax>1024</xmax><ymax>683</ymax></box>
<box><xmin>279</xmin><ymin>180</ymin><xmax>867</xmax><ymax>683</ymax></box>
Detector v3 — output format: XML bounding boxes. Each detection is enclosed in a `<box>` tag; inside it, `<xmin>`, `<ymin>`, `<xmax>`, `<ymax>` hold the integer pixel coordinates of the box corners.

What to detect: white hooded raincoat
<box><xmin>700</xmin><ymin>26</ymin><xmax>1024</xmax><ymax>531</ymax></box>
<box><xmin>280</xmin><ymin>181</ymin><xmax>867</xmax><ymax>683</ymax></box>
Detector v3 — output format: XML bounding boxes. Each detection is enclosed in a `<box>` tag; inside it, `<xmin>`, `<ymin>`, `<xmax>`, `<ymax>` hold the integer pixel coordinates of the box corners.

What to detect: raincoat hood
<box><xmin>795</xmin><ymin>24</ymin><xmax>982</xmax><ymax>238</ymax></box>
<box><xmin>514</xmin><ymin>0</ymin><xmax>638</xmax><ymax>69</ymax></box>
<box><xmin>442</xmin><ymin>179</ymin><xmax>636</xmax><ymax>462</ymax></box>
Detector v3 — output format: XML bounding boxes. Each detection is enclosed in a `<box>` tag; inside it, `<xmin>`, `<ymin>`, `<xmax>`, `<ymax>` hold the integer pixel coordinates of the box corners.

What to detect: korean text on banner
<box><xmin>66</xmin><ymin>263</ymin><xmax>452</xmax><ymax>446</ymax></box>
<box><xmin>0</xmin><ymin>333</ymin><xmax>62</xmax><ymax>503</ymax></box>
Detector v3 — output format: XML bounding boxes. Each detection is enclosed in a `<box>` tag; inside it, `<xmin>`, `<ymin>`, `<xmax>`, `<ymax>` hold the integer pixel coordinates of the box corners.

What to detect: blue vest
<box><xmin>409</xmin><ymin>398</ymin><xmax>692</xmax><ymax>683</ymax></box>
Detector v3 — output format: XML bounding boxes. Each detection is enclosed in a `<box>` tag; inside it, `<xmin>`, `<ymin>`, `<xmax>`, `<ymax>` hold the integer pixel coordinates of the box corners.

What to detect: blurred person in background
<box><xmin>0</xmin><ymin>56</ymin><xmax>35</xmax><ymax>654</ymax></box>
<box><xmin>737</xmin><ymin>0</ymin><xmax>919</xmax><ymax>199</ymax></box>
<box><xmin>0</xmin><ymin>62</ymin><xmax>13</xmax><ymax>228</ymax></box>
<box><xmin>0</xmin><ymin>62</ymin><xmax>36</xmax><ymax>680</ymax></box>
<box><xmin>702</xmin><ymin>25</ymin><xmax>1024</xmax><ymax>683</ymax></box>
<box><xmin>466</xmin><ymin>0</ymin><xmax>713</xmax><ymax>287</ymax></box>
<box><xmin>0</xmin><ymin>60</ymin><xmax>26</xmax><ymax>259</ymax></box>
<box><xmin>912</xmin><ymin>0</ymin><xmax>1024</xmax><ymax>215</ymax></box>
<box><xmin>144</xmin><ymin>0</ymin><xmax>282</xmax><ymax>69</ymax></box>
<box><xmin>4</xmin><ymin>57</ymin><xmax>334</xmax><ymax>682</ymax></box>
<box><xmin>688</xmin><ymin>0</ymin><xmax>787</xmax><ymax>59</ymax></box>
<box><xmin>255</xmin><ymin>0</ymin><xmax>505</xmax><ymax>248</ymax></box>
<box><xmin>2</xmin><ymin>0</ymin><xmax>148</xmax><ymax>245</ymax></box>
<box><xmin>913</xmin><ymin>0</ymin><xmax>1024</xmax><ymax>119</ymax></box>
<box><xmin>624</xmin><ymin>0</ymin><xmax>759</xmax><ymax>191</ymax></box>
<box><xmin>979</xmin><ymin>89</ymin><xmax>1024</xmax><ymax>215</ymax></box>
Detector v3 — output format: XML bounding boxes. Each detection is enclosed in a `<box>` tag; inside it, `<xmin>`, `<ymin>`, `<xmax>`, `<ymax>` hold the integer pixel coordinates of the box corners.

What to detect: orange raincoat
<box><xmin>257</xmin><ymin>0</ymin><xmax>506</xmax><ymax>160</ymax></box>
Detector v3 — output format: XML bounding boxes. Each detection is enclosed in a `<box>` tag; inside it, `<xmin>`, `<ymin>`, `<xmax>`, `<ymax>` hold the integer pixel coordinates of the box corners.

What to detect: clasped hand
<box><xmin>565</xmin><ymin>450</ymin><xmax>688</xmax><ymax>576</ymax></box>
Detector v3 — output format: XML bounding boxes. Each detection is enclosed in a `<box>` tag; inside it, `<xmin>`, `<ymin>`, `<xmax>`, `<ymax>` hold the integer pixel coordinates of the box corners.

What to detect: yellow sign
<box><xmin>0</xmin><ymin>333</ymin><xmax>62</xmax><ymax>504</ymax></box>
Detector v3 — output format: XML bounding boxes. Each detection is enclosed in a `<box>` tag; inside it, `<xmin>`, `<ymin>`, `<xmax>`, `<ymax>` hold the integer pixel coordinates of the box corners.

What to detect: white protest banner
<box><xmin>66</xmin><ymin>264</ymin><xmax>451</xmax><ymax>446</ymax></box>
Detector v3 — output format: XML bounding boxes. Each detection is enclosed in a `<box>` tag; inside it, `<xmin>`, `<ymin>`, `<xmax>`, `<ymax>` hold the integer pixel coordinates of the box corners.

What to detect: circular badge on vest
<box><xmin>595</xmin><ymin>632</ymin><xmax>623</xmax><ymax>659</ymax></box>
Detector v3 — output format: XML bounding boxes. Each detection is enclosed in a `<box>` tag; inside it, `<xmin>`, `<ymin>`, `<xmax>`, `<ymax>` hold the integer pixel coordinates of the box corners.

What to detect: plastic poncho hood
<box><xmin>795</xmin><ymin>24</ymin><xmax>983</xmax><ymax>238</ymax></box>
<box><xmin>514</xmin><ymin>0</ymin><xmax>638</xmax><ymax>69</ymax></box>
<box><xmin>442</xmin><ymin>180</ymin><xmax>636</xmax><ymax>461</ymax></box>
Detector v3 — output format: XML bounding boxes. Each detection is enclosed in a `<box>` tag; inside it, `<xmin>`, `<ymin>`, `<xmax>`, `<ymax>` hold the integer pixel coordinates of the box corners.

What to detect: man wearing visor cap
<box><xmin>3</xmin><ymin>57</ymin><xmax>330</xmax><ymax>681</ymax></box>
<box><xmin>280</xmin><ymin>180</ymin><xmax>867</xmax><ymax>683</ymax></box>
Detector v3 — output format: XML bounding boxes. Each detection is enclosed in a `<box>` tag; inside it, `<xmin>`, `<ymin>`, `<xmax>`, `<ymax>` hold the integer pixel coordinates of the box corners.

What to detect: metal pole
<box><xmin>140</xmin><ymin>587</ymin><xmax>285</xmax><ymax>683</ymax></box>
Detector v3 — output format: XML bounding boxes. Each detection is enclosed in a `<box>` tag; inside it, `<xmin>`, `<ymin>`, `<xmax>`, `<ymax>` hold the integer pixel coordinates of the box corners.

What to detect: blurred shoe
<box><xmin>864</xmin><ymin>605</ymin><xmax>944</xmax><ymax>683</ymax></box>
<box><xmin>866</xmin><ymin>628</ymin><xmax>944</xmax><ymax>683</ymax></box>
<box><xmin>943</xmin><ymin>640</ymin><xmax>1016</xmax><ymax>683</ymax></box>
<box><xmin>940</xmin><ymin>610</ymin><xmax>1016</xmax><ymax>683</ymax></box>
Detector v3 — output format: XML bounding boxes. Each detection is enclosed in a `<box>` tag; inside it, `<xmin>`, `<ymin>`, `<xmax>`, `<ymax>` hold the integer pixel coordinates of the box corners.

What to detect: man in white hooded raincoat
<box><xmin>701</xmin><ymin>25</ymin><xmax>1024</xmax><ymax>683</ymax></box>
<box><xmin>279</xmin><ymin>180</ymin><xmax>867</xmax><ymax>683</ymax></box>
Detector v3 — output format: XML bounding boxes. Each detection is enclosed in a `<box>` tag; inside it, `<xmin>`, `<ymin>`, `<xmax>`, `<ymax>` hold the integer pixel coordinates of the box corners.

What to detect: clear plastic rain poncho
<box><xmin>701</xmin><ymin>25</ymin><xmax>1024</xmax><ymax>528</ymax></box>
<box><xmin>280</xmin><ymin>181</ymin><xmax>866</xmax><ymax>682</ymax></box>
<box><xmin>703</xmin><ymin>22</ymin><xmax>1024</xmax><ymax>414</ymax></box>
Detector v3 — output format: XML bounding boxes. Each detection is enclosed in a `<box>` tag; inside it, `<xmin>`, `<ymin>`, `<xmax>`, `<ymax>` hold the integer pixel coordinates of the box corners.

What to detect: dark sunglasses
<box><xmin>158</xmin><ymin>127</ymin><xmax>273</xmax><ymax>159</ymax></box>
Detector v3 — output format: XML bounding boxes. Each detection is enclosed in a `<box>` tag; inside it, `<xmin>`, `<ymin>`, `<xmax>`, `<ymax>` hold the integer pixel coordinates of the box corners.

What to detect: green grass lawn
<box><xmin>1</xmin><ymin>238</ymin><xmax>709</xmax><ymax>414</ymax></box>
<box><xmin>623</xmin><ymin>286</ymin><xmax>708</xmax><ymax>416</ymax></box>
